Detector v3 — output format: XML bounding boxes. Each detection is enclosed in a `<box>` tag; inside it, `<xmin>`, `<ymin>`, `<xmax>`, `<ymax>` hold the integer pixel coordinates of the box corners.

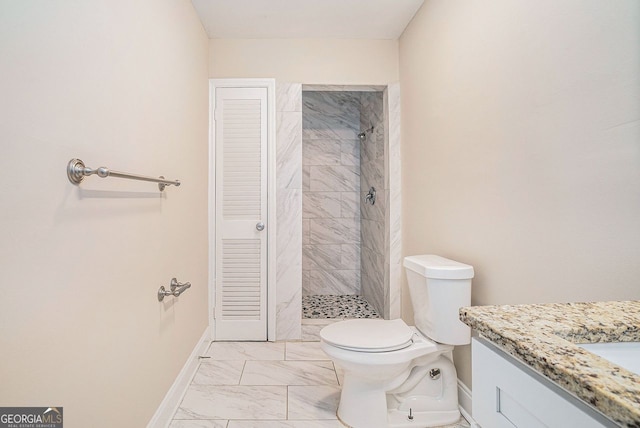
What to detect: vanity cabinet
<box><xmin>472</xmin><ymin>338</ymin><xmax>617</xmax><ymax>428</ymax></box>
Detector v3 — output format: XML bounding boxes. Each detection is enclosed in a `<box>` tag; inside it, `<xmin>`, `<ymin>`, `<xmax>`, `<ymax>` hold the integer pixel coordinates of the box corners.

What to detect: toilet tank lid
<box><xmin>404</xmin><ymin>255</ymin><xmax>474</xmax><ymax>279</ymax></box>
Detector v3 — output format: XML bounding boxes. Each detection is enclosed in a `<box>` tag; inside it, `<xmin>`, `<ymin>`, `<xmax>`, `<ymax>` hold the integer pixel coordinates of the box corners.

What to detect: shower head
<box><xmin>357</xmin><ymin>126</ymin><xmax>374</xmax><ymax>141</ymax></box>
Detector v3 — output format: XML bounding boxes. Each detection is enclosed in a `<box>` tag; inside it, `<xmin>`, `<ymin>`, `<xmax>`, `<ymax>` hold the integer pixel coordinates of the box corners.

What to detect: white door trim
<box><xmin>208</xmin><ymin>78</ymin><xmax>276</xmax><ymax>341</ymax></box>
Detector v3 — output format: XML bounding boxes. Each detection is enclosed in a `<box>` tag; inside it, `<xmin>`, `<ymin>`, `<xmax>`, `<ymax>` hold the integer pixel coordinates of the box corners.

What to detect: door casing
<box><xmin>208</xmin><ymin>78</ymin><xmax>276</xmax><ymax>341</ymax></box>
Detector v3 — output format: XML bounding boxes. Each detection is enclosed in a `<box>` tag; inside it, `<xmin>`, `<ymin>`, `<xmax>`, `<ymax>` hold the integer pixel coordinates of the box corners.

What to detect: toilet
<box><xmin>320</xmin><ymin>255</ymin><xmax>473</xmax><ymax>428</ymax></box>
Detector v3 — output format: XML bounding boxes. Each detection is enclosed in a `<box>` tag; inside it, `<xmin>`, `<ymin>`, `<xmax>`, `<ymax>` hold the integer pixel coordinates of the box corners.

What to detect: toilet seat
<box><xmin>320</xmin><ymin>319</ymin><xmax>415</xmax><ymax>352</ymax></box>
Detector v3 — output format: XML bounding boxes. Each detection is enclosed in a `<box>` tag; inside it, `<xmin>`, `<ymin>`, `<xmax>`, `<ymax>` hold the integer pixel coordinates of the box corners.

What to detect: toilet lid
<box><xmin>320</xmin><ymin>319</ymin><xmax>414</xmax><ymax>352</ymax></box>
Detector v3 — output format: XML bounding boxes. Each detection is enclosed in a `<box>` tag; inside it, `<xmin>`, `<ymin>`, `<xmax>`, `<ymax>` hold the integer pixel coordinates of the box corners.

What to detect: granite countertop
<box><xmin>460</xmin><ymin>301</ymin><xmax>640</xmax><ymax>427</ymax></box>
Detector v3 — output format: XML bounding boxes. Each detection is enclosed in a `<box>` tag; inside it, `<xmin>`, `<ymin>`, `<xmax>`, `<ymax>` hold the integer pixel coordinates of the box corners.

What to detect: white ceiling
<box><xmin>191</xmin><ymin>0</ymin><xmax>424</xmax><ymax>40</ymax></box>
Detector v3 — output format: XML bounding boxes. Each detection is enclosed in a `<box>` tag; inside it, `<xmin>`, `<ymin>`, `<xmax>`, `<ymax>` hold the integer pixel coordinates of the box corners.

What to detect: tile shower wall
<box><xmin>360</xmin><ymin>92</ymin><xmax>386</xmax><ymax>316</ymax></box>
<box><xmin>302</xmin><ymin>92</ymin><xmax>362</xmax><ymax>295</ymax></box>
<box><xmin>276</xmin><ymin>82</ymin><xmax>303</xmax><ymax>340</ymax></box>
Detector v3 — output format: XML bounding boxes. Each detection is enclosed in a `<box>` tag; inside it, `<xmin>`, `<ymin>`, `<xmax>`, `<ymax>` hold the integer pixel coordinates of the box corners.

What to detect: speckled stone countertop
<box><xmin>460</xmin><ymin>301</ymin><xmax>640</xmax><ymax>427</ymax></box>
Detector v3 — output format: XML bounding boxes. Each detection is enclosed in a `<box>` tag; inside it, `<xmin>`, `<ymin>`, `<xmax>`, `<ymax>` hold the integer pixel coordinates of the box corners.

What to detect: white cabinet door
<box><xmin>214</xmin><ymin>87</ymin><xmax>268</xmax><ymax>341</ymax></box>
<box><xmin>472</xmin><ymin>338</ymin><xmax>615</xmax><ymax>428</ymax></box>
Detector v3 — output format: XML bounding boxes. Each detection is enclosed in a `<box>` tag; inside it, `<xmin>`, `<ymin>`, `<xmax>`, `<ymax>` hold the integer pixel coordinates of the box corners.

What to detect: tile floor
<box><xmin>170</xmin><ymin>341</ymin><xmax>470</xmax><ymax>428</ymax></box>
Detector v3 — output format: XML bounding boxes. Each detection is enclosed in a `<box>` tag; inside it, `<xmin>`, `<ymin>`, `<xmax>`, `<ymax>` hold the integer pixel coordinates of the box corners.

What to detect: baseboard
<box><xmin>147</xmin><ymin>327</ymin><xmax>211</xmax><ymax>428</ymax></box>
<box><xmin>458</xmin><ymin>379</ymin><xmax>480</xmax><ymax>428</ymax></box>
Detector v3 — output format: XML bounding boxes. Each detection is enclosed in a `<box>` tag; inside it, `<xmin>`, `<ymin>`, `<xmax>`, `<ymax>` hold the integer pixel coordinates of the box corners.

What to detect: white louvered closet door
<box><xmin>215</xmin><ymin>87</ymin><xmax>268</xmax><ymax>341</ymax></box>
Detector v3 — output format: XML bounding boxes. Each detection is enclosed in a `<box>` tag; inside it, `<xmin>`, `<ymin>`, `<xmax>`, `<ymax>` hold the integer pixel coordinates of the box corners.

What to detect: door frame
<box><xmin>208</xmin><ymin>78</ymin><xmax>277</xmax><ymax>341</ymax></box>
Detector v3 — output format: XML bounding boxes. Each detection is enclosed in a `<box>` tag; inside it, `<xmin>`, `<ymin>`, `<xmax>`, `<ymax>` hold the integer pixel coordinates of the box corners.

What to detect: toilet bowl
<box><xmin>320</xmin><ymin>255</ymin><xmax>474</xmax><ymax>428</ymax></box>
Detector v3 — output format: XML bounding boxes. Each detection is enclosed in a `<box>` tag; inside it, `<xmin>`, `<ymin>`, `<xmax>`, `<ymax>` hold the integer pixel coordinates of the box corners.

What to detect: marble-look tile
<box><xmin>276</xmin><ymin>82</ymin><xmax>302</xmax><ymax>112</ymax></box>
<box><xmin>340</xmin><ymin>243</ymin><xmax>360</xmax><ymax>270</ymax></box>
<box><xmin>303</xmin><ymin>245</ymin><xmax>342</xmax><ymax>271</ymax></box>
<box><xmin>228</xmin><ymin>421</ymin><xmax>342</xmax><ymax>428</ymax></box>
<box><xmin>309</xmin><ymin>218</ymin><xmax>360</xmax><ymax>245</ymax></box>
<box><xmin>334</xmin><ymin>364</ymin><xmax>345</xmax><ymax>386</ymax></box>
<box><xmin>302</xmin><ymin>324</ymin><xmax>323</xmax><ymax>341</ymax></box>
<box><xmin>174</xmin><ymin>385</ymin><xmax>286</xmax><ymax>420</ymax></box>
<box><xmin>302</xmin><ymin>270</ymin><xmax>310</xmax><ymax>293</ymax></box>
<box><xmin>169</xmin><ymin>420</ymin><xmax>228</xmax><ymax>428</ymax></box>
<box><xmin>276</xmin><ymin>111</ymin><xmax>302</xmax><ymax>190</ymax></box>
<box><xmin>302</xmin><ymin>92</ymin><xmax>360</xmax><ymax>140</ymax></box>
<box><xmin>340</xmin><ymin>192</ymin><xmax>359</xmax><ymax>218</ymax></box>
<box><xmin>303</xmin><ymin>192</ymin><xmax>341</xmax><ymax>219</ymax></box>
<box><xmin>302</xmin><ymin>84</ymin><xmax>385</xmax><ymax>92</ymax></box>
<box><xmin>276</xmin><ymin>188</ymin><xmax>302</xmax><ymax>340</ymax></box>
<box><xmin>302</xmin><ymin>166</ymin><xmax>310</xmax><ymax>192</ymax></box>
<box><xmin>340</xmin><ymin>140</ymin><xmax>360</xmax><ymax>166</ymax></box>
<box><xmin>361</xmin><ymin>219</ymin><xmax>384</xmax><ymax>254</ymax></box>
<box><xmin>288</xmin><ymin>385</ymin><xmax>341</xmax><ymax>420</ymax></box>
<box><xmin>302</xmin><ymin>219</ymin><xmax>310</xmax><ymax>245</ymax></box>
<box><xmin>309</xmin><ymin>165</ymin><xmax>359</xmax><ymax>192</ymax></box>
<box><xmin>361</xmin><ymin>158</ymin><xmax>384</xmax><ymax>191</ymax></box>
<box><xmin>285</xmin><ymin>341</ymin><xmax>329</xmax><ymax>361</ymax></box>
<box><xmin>192</xmin><ymin>360</ymin><xmax>245</xmax><ymax>385</ymax></box>
<box><xmin>386</xmin><ymin>82</ymin><xmax>402</xmax><ymax>319</ymax></box>
<box><xmin>206</xmin><ymin>342</ymin><xmax>285</xmax><ymax>361</ymax></box>
<box><xmin>362</xmin><ymin>271</ymin><xmax>384</xmax><ymax>318</ymax></box>
<box><xmin>361</xmin><ymin>246</ymin><xmax>384</xmax><ymax>289</ymax></box>
<box><xmin>240</xmin><ymin>361</ymin><xmax>338</xmax><ymax>386</ymax></box>
<box><xmin>303</xmin><ymin>140</ymin><xmax>341</xmax><ymax>166</ymax></box>
<box><xmin>308</xmin><ymin>269</ymin><xmax>361</xmax><ymax>295</ymax></box>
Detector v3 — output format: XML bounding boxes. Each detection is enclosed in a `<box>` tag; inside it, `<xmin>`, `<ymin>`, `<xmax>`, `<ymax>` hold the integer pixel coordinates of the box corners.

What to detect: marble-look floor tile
<box><xmin>240</xmin><ymin>360</ymin><xmax>338</xmax><ymax>386</ymax></box>
<box><xmin>228</xmin><ymin>421</ymin><xmax>342</xmax><ymax>428</ymax></box>
<box><xmin>206</xmin><ymin>342</ymin><xmax>285</xmax><ymax>361</ymax></box>
<box><xmin>174</xmin><ymin>385</ymin><xmax>287</xmax><ymax>420</ymax></box>
<box><xmin>301</xmin><ymin>324</ymin><xmax>323</xmax><ymax>341</ymax></box>
<box><xmin>169</xmin><ymin>421</ymin><xmax>228</xmax><ymax>428</ymax></box>
<box><xmin>192</xmin><ymin>360</ymin><xmax>245</xmax><ymax>385</ymax></box>
<box><xmin>285</xmin><ymin>341</ymin><xmax>329</xmax><ymax>361</ymax></box>
<box><xmin>288</xmin><ymin>385</ymin><xmax>341</xmax><ymax>420</ymax></box>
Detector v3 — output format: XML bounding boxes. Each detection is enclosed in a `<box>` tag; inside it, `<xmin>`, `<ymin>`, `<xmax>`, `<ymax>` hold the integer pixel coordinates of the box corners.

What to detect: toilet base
<box><xmin>388</xmin><ymin>408</ymin><xmax>461</xmax><ymax>428</ymax></box>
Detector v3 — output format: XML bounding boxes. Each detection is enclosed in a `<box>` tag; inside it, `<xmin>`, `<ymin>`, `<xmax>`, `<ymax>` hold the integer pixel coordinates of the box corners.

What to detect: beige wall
<box><xmin>0</xmin><ymin>1</ymin><xmax>209</xmax><ymax>426</ymax></box>
<box><xmin>209</xmin><ymin>38</ymin><xmax>399</xmax><ymax>84</ymax></box>
<box><xmin>399</xmin><ymin>0</ymin><xmax>640</xmax><ymax>386</ymax></box>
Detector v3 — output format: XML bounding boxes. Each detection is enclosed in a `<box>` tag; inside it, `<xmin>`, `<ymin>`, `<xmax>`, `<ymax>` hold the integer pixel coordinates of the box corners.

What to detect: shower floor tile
<box><xmin>302</xmin><ymin>294</ymin><xmax>381</xmax><ymax>319</ymax></box>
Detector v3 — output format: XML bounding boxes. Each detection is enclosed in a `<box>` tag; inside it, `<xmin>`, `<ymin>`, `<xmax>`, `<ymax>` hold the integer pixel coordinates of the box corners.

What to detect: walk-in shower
<box><xmin>301</xmin><ymin>90</ymin><xmax>387</xmax><ymax>322</ymax></box>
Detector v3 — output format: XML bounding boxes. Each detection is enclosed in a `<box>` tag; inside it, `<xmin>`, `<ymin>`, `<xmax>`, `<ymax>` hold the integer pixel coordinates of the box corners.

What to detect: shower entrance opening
<box><xmin>301</xmin><ymin>87</ymin><xmax>392</xmax><ymax>331</ymax></box>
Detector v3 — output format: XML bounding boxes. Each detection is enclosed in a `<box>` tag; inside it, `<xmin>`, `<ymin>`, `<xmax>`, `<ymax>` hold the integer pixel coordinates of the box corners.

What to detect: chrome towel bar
<box><xmin>67</xmin><ymin>158</ymin><xmax>180</xmax><ymax>191</ymax></box>
<box><xmin>158</xmin><ymin>278</ymin><xmax>191</xmax><ymax>301</ymax></box>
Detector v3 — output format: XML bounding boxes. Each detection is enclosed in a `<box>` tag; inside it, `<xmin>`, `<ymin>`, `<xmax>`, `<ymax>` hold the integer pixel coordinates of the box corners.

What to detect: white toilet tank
<box><xmin>404</xmin><ymin>255</ymin><xmax>474</xmax><ymax>345</ymax></box>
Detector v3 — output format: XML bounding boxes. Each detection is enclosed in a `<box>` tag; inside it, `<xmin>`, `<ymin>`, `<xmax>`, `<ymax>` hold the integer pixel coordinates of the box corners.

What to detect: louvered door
<box><xmin>214</xmin><ymin>87</ymin><xmax>268</xmax><ymax>340</ymax></box>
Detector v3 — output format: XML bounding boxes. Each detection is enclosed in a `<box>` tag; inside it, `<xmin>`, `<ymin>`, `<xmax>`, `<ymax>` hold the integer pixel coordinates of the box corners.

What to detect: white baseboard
<box><xmin>147</xmin><ymin>327</ymin><xmax>211</xmax><ymax>428</ymax></box>
<box><xmin>458</xmin><ymin>379</ymin><xmax>479</xmax><ymax>428</ymax></box>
